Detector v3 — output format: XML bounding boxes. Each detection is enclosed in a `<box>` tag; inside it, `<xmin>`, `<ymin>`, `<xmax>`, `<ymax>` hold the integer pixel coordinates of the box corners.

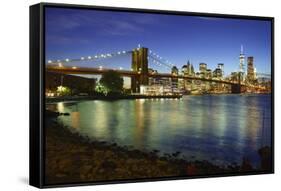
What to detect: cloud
<box><xmin>46</xmin><ymin>35</ymin><xmax>90</xmax><ymax>45</ymax></box>
<box><xmin>196</xmin><ymin>16</ymin><xmax>225</xmax><ymax>21</ymax></box>
<box><xmin>46</xmin><ymin>9</ymin><xmax>158</xmax><ymax>36</ymax></box>
<box><xmin>46</xmin><ymin>14</ymin><xmax>81</xmax><ymax>31</ymax></box>
<box><xmin>101</xmin><ymin>20</ymin><xmax>144</xmax><ymax>36</ymax></box>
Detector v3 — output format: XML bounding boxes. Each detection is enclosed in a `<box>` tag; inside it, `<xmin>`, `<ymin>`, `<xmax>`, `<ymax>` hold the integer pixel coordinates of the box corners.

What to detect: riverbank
<box><xmin>46</xmin><ymin>93</ymin><xmax>272</xmax><ymax>103</ymax></box>
<box><xmin>45</xmin><ymin>110</ymin><xmax>270</xmax><ymax>185</ymax></box>
<box><xmin>46</xmin><ymin>94</ymin><xmax>182</xmax><ymax>103</ymax></box>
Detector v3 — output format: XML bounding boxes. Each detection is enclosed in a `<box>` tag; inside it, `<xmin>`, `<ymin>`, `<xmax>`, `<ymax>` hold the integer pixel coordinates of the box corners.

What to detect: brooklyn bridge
<box><xmin>46</xmin><ymin>46</ymin><xmax>269</xmax><ymax>94</ymax></box>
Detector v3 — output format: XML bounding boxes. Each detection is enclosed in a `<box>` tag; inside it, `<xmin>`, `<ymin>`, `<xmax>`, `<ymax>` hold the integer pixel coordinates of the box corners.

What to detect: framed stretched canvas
<box><xmin>30</xmin><ymin>3</ymin><xmax>274</xmax><ymax>188</ymax></box>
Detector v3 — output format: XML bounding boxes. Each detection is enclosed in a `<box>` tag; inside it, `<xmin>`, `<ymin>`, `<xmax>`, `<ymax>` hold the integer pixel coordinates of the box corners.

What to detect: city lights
<box><xmin>45</xmin><ymin>45</ymin><xmax>270</xmax><ymax>95</ymax></box>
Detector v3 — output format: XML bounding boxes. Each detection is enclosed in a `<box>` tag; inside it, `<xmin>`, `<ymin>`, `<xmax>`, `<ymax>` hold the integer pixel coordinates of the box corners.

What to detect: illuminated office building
<box><xmin>247</xmin><ymin>56</ymin><xmax>255</xmax><ymax>82</ymax></box>
<box><xmin>239</xmin><ymin>45</ymin><xmax>246</xmax><ymax>81</ymax></box>
<box><xmin>217</xmin><ymin>63</ymin><xmax>224</xmax><ymax>77</ymax></box>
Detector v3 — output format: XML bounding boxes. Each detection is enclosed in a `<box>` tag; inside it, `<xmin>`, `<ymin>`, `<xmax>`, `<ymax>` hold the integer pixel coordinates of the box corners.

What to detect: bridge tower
<box><xmin>231</xmin><ymin>72</ymin><xmax>242</xmax><ymax>93</ymax></box>
<box><xmin>131</xmin><ymin>47</ymin><xmax>149</xmax><ymax>93</ymax></box>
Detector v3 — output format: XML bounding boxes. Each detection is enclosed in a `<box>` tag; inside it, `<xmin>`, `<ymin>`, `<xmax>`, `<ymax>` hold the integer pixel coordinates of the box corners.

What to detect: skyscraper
<box><xmin>239</xmin><ymin>45</ymin><xmax>245</xmax><ymax>81</ymax></box>
<box><xmin>171</xmin><ymin>66</ymin><xmax>179</xmax><ymax>91</ymax></box>
<box><xmin>218</xmin><ymin>63</ymin><xmax>224</xmax><ymax>77</ymax></box>
<box><xmin>247</xmin><ymin>56</ymin><xmax>255</xmax><ymax>82</ymax></box>
<box><xmin>182</xmin><ymin>60</ymin><xmax>195</xmax><ymax>76</ymax></box>
<box><xmin>199</xmin><ymin>63</ymin><xmax>207</xmax><ymax>78</ymax></box>
<box><xmin>199</xmin><ymin>63</ymin><xmax>207</xmax><ymax>73</ymax></box>
<box><xmin>190</xmin><ymin>64</ymin><xmax>195</xmax><ymax>75</ymax></box>
<box><xmin>187</xmin><ymin>60</ymin><xmax>191</xmax><ymax>74</ymax></box>
<box><xmin>171</xmin><ymin>66</ymin><xmax>179</xmax><ymax>75</ymax></box>
<box><xmin>213</xmin><ymin>68</ymin><xmax>222</xmax><ymax>79</ymax></box>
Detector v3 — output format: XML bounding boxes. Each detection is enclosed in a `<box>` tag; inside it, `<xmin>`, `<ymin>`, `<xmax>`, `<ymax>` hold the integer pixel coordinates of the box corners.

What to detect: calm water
<box><xmin>47</xmin><ymin>94</ymin><xmax>272</xmax><ymax>166</ymax></box>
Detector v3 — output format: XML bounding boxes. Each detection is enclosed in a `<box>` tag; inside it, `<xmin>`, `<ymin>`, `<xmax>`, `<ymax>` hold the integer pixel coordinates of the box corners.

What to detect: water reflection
<box><xmin>48</xmin><ymin>94</ymin><xmax>272</xmax><ymax>166</ymax></box>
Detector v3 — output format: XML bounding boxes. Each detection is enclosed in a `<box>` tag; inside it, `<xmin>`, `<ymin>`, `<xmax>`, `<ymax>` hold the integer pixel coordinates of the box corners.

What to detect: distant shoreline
<box><xmin>45</xmin><ymin>93</ymin><xmax>271</xmax><ymax>103</ymax></box>
<box><xmin>45</xmin><ymin>94</ymin><xmax>182</xmax><ymax>103</ymax></box>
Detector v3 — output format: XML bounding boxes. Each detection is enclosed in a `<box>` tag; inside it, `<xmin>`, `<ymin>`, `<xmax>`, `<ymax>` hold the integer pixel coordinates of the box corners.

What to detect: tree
<box><xmin>95</xmin><ymin>83</ymin><xmax>109</xmax><ymax>95</ymax></box>
<box><xmin>57</xmin><ymin>86</ymin><xmax>71</xmax><ymax>96</ymax></box>
<box><xmin>99</xmin><ymin>70</ymin><xmax>124</xmax><ymax>94</ymax></box>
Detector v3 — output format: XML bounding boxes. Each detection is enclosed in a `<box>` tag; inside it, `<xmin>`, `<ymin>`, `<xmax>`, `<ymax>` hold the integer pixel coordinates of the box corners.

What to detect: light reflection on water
<box><xmin>46</xmin><ymin>94</ymin><xmax>272</xmax><ymax>166</ymax></box>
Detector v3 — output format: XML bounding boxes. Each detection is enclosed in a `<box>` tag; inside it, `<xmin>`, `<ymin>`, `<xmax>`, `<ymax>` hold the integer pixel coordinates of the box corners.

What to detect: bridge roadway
<box><xmin>46</xmin><ymin>66</ymin><xmax>241</xmax><ymax>85</ymax></box>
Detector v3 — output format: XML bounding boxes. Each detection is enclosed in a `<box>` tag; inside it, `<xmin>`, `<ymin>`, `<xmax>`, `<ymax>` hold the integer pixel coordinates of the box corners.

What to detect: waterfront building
<box><xmin>190</xmin><ymin>63</ymin><xmax>195</xmax><ymax>76</ymax></box>
<box><xmin>199</xmin><ymin>63</ymin><xmax>207</xmax><ymax>78</ymax></box>
<box><xmin>182</xmin><ymin>60</ymin><xmax>195</xmax><ymax>76</ymax></box>
<box><xmin>254</xmin><ymin>67</ymin><xmax>257</xmax><ymax>80</ymax></box>
<box><xmin>199</xmin><ymin>63</ymin><xmax>207</xmax><ymax>73</ymax></box>
<box><xmin>45</xmin><ymin>72</ymin><xmax>96</xmax><ymax>96</ymax></box>
<box><xmin>218</xmin><ymin>63</ymin><xmax>224</xmax><ymax>77</ymax></box>
<box><xmin>231</xmin><ymin>72</ymin><xmax>239</xmax><ymax>82</ymax></box>
<box><xmin>171</xmin><ymin>66</ymin><xmax>179</xmax><ymax>92</ymax></box>
<box><xmin>212</xmin><ymin>67</ymin><xmax>223</xmax><ymax>92</ymax></box>
<box><xmin>140</xmin><ymin>85</ymin><xmax>164</xmax><ymax>95</ymax></box>
<box><xmin>171</xmin><ymin>66</ymin><xmax>179</xmax><ymax>75</ymax></box>
<box><xmin>148</xmin><ymin>68</ymin><xmax>159</xmax><ymax>85</ymax></box>
<box><xmin>213</xmin><ymin>68</ymin><xmax>223</xmax><ymax>79</ymax></box>
<box><xmin>178</xmin><ymin>78</ymin><xmax>185</xmax><ymax>91</ymax></box>
<box><xmin>206</xmin><ymin>69</ymin><xmax>212</xmax><ymax>78</ymax></box>
<box><xmin>157</xmin><ymin>77</ymin><xmax>171</xmax><ymax>86</ymax></box>
<box><xmin>186</xmin><ymin>60</ymin><xmax>191</xmax><ymax>72</ymax></box>
<box><xmin>140</xmin><ymin>84</ymin><xmax>176</xmax><ymax>95</ymax></box>
<box><xmin>247</xmin><ymin>56</ymin><xmax>255</xmax><ymax>82</ymax></box>
<box><xmin>181</xmin><ymin>64</ymin><xmax>188</xmax><ymax>75</ymax></box>
<box><xmin>180</xmin><ymin>61</ymin><xmax>195</xmax><ymax>91</ymax></box>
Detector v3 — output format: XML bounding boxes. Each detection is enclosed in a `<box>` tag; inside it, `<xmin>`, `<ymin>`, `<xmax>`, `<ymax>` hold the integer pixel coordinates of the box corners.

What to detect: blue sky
<box><xmin>45</xmin><ymin>7</ymin><xmax>272</xmax><ymax>76</ymax></box>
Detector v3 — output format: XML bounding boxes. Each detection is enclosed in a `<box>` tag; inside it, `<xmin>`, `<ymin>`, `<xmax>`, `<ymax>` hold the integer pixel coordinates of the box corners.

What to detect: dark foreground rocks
<box><xmin>45</xmin><ymin>112</ymin><xmax>271</xmax><ymax>185</ymax></box>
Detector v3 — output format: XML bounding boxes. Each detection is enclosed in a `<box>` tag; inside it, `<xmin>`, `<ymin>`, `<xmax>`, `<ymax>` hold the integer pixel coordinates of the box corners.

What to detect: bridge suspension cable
<box><xmin>148</xmin><ymin>55</ymin><xmax>172</xmax><ymax>70</ymax></box>
<box><xmin>46</xmin><ymin>46</ymin><xmax>178</xmax><ymax>72</ymax></box>
<box><xmin>46</xmin><ymin>50</ymin><xmax>132</xmax><ymax>66</ymax></box>
<box><xmin>148</xmin><ymin>50</ymin><xmax>174</xmax><ymax>70</ymax></box>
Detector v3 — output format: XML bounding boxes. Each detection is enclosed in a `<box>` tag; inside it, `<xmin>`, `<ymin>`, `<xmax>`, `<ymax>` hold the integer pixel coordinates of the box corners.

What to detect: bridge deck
<box><xmin>46</xmin><ymin>66</ymin><xmax>242</xmax><ymax>85</ymax></box>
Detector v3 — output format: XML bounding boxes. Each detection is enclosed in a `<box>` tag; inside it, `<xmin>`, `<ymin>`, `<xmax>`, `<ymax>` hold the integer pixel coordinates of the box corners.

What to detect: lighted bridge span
<box><xmin>46</xmin><ymin>65</ymin><xmax>245</xmax><ymax>87</ymax></box>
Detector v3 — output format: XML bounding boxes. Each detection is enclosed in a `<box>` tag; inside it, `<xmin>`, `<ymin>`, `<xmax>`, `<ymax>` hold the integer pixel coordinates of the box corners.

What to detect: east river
<box><xmin>47</xmin><ymin>94</ymin><xmax>272</xmax><ymax>167</ymax></box>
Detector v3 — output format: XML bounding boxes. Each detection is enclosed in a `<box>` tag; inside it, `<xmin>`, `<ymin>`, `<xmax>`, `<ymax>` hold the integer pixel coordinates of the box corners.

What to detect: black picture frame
<box><xmin>30</xmin><ymin>2</ymin><xmax>274</xmax><ymax>188</ymax></box>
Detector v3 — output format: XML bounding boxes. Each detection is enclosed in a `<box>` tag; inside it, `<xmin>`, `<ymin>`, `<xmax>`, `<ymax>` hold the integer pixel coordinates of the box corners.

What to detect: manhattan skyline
<box><xmin>45</xmin><ymin>7</ymin><xmax>272</xmax><ymax>76</ymax></box>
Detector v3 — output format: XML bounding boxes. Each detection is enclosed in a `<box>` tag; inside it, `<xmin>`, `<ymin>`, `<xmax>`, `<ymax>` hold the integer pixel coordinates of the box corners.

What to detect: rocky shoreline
<box><xmin>45</xmin><ymin>110</ymin><xmax>270</xmax><ymax>185</ymax></box>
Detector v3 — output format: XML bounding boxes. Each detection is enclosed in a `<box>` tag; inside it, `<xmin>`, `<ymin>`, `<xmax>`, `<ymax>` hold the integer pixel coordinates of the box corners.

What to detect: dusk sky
<box><xmin>45</xmin><ymin>7</ymin><xmax>272</xmax><ymax>76</ymax></box>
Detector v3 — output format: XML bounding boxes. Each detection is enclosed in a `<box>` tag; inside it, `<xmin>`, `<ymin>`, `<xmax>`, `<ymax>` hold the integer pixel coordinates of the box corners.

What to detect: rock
<box><xmin>80</xmin><ymin>165</ymin><xmax>93</xmax><ymax>174</ymax></box>
<box><xmin>241</xmin><ymin>157</ymin><xmax>253</xmax><ymax>171</ymax></box>
<box><xmin>258</xmin><ymin>146</ymin><xmax>272</xmax><ymax>170</ymax></box>
<box><xmin>100</xmin><ymin>160</ymin><xmax>117</xmax><ymax>171</ymax></box>
<box><xmin>172</xmin><ymin>151</ymin><xmax>181</xmax><ymax>157</ymax></box>
<box><xmin>187</xmin><ymin>164</ymin><xmax>198</xmax><ymax>175</ymax></box>
<box><xmin>55</xmin><ymin>173</ymin><xmax>67</xmax><ymax>178</ymax></box>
